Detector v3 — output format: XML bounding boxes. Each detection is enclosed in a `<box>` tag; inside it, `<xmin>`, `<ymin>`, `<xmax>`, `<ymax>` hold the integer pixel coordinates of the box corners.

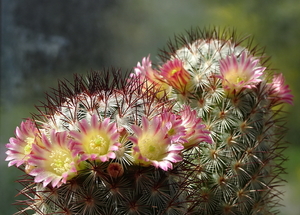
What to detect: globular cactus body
<box><xmin>6</xmin><ymin>27</ymin><xmax>292</xmax><ymax>215</ymax></box>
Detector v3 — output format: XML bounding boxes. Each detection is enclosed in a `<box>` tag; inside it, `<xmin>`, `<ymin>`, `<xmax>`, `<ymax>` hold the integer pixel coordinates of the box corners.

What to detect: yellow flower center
<box><xmin>168</xmin><ymin>128</ymin><xmax>175</xmax><ymax>136</ymax></box>
<box><xmin>24</xmin><ymin>137</ymin><xmax>35</xmax><ymax>155</ymax></box>
<box><xmin>236</xmin><ymin>76</ymin><xmax>243</xmax><ymax>83</ymax></box>
<box><xmin>226</xmin><ymin>70</ymin><xmax>247</xmax><ymax>84</ymax></box>
<box><xmin>171</xmin><ymin>68</ymin><xmax>179</xmax><ymax>75</ymax></box>
<box><xmin>49</xmin><ymin>150</ymin><xmax>72</xmax><ymax>175</ymax></box>
<box><xmin>91</xmin><ymin>135</ymin><xmax>107</xmax><ymax>151</ymax></box>
<box><xmin>138</xmin><ymin>135</ymin><xmax>166</xmax><ymax>161</ymax></box>
<box><xmin>84</xmin><ymin>131</ymin><xmax>110</xmax><ymax>155</ymax></box>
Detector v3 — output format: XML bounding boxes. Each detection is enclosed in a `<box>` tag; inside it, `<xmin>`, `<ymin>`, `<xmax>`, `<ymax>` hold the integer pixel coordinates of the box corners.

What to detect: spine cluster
<box><xmin>6</xmin><ymin>27</ymin><xmax>293</xmax><ymax>215</ymax></box>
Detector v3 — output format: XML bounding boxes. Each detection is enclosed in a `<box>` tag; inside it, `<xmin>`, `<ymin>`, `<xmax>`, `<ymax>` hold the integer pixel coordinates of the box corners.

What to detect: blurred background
<box><xmin>1</xmin><ymin>0</ymin><xmax>299</xmax><ymax>214</ymax></box>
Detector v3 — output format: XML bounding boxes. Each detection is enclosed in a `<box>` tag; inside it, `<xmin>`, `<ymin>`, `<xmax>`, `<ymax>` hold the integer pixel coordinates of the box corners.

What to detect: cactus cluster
<box><xmin>5</xmin><ymin>27</ymin><xmax>293</xmax><ymax>215</ymax></box>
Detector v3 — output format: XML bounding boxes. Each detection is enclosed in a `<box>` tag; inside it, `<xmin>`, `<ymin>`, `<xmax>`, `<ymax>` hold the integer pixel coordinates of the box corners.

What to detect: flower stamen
<box><xmin>50</xmin><ymin>150</ymin><xmax>72</xmax><ymax>175</ymax></box>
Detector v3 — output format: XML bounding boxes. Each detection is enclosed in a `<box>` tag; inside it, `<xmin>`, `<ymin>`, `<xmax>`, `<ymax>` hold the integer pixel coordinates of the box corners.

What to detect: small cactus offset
<box><xmin>5</xmin><ymin>27</ymin><xmax>293</xmax><ymax>215</ymax></box>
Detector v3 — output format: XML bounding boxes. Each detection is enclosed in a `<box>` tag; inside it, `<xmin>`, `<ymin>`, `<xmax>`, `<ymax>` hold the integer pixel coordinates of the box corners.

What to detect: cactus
<box><xmin>5</xmin><ymin>27</ymin><xmax>293</xmax><ymax>215</ymax></box>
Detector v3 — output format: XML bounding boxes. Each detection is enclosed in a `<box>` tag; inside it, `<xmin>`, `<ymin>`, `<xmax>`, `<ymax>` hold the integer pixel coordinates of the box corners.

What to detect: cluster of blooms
<box><xmin>5</xmin><ymin>29</ymin><xmax>294</xmax><ymax>214</ymax></box>
<box><xmin>6</xmin><ymin>103</ymin><xmax>212</xmax><ymax>188</ymax></box>
<box><xmin>133</xmin><ymin>41</ymin><xmax>293</xmax><ymax>106</ymax></box>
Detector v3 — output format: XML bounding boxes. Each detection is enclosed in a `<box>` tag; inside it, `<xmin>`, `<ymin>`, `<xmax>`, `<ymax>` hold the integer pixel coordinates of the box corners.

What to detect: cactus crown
<box><xmin>6</xmin><ymin>27</ymin><xmax>292</xmax><ymax>215</ymax></box>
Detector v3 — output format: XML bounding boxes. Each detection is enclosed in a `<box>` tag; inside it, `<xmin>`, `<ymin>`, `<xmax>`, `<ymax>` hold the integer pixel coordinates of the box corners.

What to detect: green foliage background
<box><xmin>1</xmin><ymin>0</ymin><xmax>299</xmax><ymax>214</ymax></box>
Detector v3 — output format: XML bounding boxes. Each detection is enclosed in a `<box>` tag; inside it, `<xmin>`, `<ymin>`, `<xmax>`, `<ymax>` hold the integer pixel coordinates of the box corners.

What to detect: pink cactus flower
<box><xmin>27</xmin><ymin>130</ymin><xmax>81</xmax><ymax>188</ymax></box>
<box><xmin>219</xmin><ymin>52</ymin><xmax>265</xmax><ymax>96</ymax></box>
<box><xmin>133</xmin><ymin>55</ymin><xmax>157</xmax><ymax>81</ymax></box>
<box><xmin>129</xmin><ymin>115</ymin><xmax>184</xmax><ymax>171</ymax></box>
<box><xmin>132</xmin><ymin>56</ymin><xmax>171</xmax><ymax>97</ymax></box>
<box><xmin>160</xmin><ymin>58</ymin><xmax>191</xmax><ymax>94</ymax></box>
<box><xmin>269</xmin><ymin>73</ymin><xmax>293</xmax><ymax>105</ymax></box>
<box><xmin>179</xmin><ymin>106</ymin><xmax>212</xmax><ymax>148</ymax></box>
<box><xmin>5</xmin><ymin>119</ymin><xmax>41</xmax><ymax>167</ymax></box>
<box><xmin>69</xmin><ymin>114</ymin><xmax>121</xmax><ymax>162</ymax></box>
<box><xmin>159</xmin><ymin>111</ymin><xmax>186</xmax><ymax>143</ymax></box>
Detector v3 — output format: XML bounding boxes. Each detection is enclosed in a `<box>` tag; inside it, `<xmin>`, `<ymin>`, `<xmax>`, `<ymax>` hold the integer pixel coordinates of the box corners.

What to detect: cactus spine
<box><xmin>6</xmin><ymin>27</ymin><xmax>292</xmax><ymax>214</ymax></box>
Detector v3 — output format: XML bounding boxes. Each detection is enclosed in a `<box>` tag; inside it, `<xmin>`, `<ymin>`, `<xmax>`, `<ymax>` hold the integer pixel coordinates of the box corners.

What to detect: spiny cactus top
<box><xmin>5</xmin><ymin>27</ymin><xmax>293</xmax><ymax>215</ymax></box>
